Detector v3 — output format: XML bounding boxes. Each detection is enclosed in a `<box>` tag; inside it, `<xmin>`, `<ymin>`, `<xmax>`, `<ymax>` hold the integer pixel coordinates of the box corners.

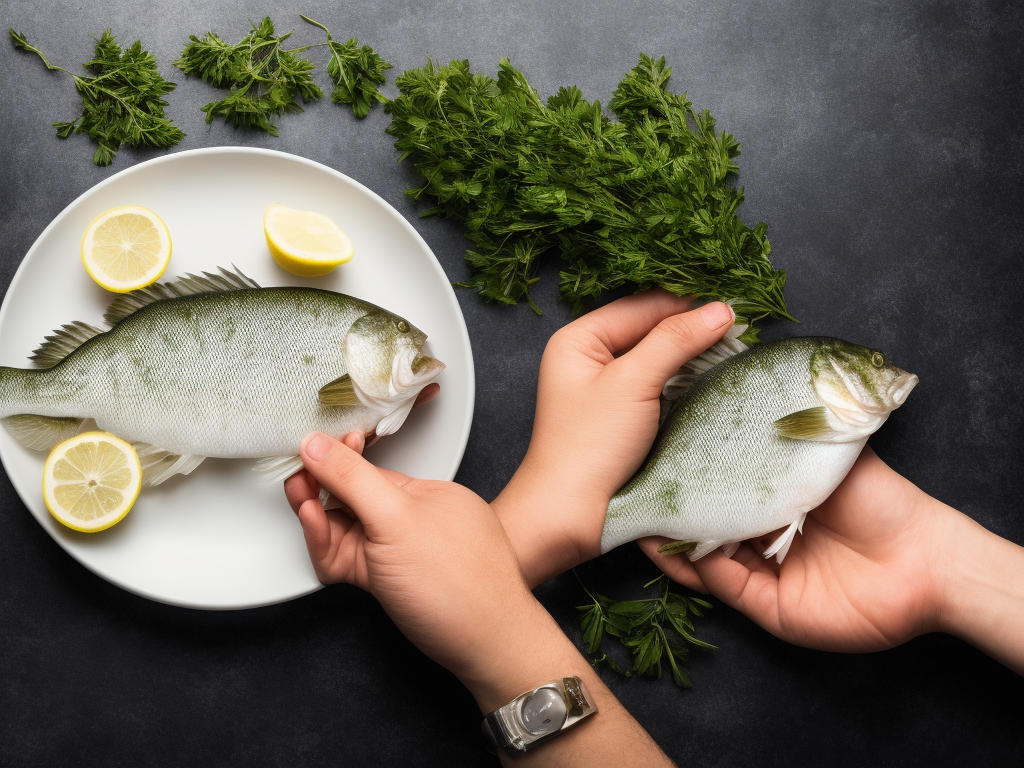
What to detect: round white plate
<box><xmin>0</xmin><ymin>147</ymin><xmax>475</xmax><ymax>610</ymax></box>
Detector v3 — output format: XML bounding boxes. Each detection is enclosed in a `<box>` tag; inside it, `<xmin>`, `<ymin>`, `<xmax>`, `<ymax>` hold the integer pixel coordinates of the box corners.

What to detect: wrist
<box><xmin>932</xmin><ymin>505</ymin><xmax>1024</xmax><ymax>673</ymax></box>
<box><xmin>455</xmin><ymin>596</ymin><xmax>596</xmax><ymax>714</ymax></box>
<box><xmin>492</xmin><ymin>454</ymin><xmax>607</xmax><ymax>588</ymax></box>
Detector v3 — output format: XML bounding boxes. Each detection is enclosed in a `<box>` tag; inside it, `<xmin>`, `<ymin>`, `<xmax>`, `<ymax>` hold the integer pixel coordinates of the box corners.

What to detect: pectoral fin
<box><xmin>774</xmin><ymin>407</ymin><xmax>851</xmax><ymax>442</ymax></box>
<box><xmin>318</xmin><ymin>374</ymin><xmax>361</xmax><ymax>406</ymax></box>
<box><xmin>253</xmin><ymin>455</ymin><xmax>305</xmax><ymax>485</ymax></box>
<box><xmin>1</xmin><ymin>415</ymin><xmax>84</xmax><ymax>451</ymax></box>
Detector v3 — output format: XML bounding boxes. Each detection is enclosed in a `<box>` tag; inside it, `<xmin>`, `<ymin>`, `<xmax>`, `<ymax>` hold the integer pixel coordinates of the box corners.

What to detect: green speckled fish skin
<box><xmin>0</xmin><ymin>283</ymin><xmax>443</xmax><ymax>460</ymax></box>
<box><xmin>601</xmin><ymin>337</ymin><xmax>917</xmax><ymax>560</ymax></box>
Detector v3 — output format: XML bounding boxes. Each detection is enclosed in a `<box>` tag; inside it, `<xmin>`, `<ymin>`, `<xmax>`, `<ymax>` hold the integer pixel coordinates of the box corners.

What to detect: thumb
<box><xmin>609</xmin><ymin>301</ymin><xmax>735</xmax><ymax>399</ymax></box>
<box><xmin>300</xmin><ymin>432</ymin><xmax>407</xmax><ymax>529</ymax></box>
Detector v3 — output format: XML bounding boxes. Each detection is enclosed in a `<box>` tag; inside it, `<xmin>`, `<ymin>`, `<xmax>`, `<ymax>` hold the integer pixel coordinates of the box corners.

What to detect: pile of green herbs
<box><xmin>9</xmin><ymin>16</ymin><xmax>391</xmax><ymax>164</ymax></box>
<box><xmin>385</xmin><ymin>54</ymin><xmax>791</xmax><ymax>324</ymax></box>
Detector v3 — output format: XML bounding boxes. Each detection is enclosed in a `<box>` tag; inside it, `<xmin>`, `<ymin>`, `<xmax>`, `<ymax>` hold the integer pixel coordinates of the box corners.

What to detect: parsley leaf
<box><xmin>385</xmin><ymin>54</ymin><xmax>793</xmax><ymax>324</ymax></box>
<box><xmin>9</xmin><ymin>28</ymin><xmax>184</xmax><ymax>166</ymax></box>
<box><xmin>576</xmin><ymin>572</ymin><xmax>714</xmax><ymax>688</ymax></box>
<box><xmin>174</xmin><ymin>17</ymin><xmax>323</xmax><ymax>136</ymax></box>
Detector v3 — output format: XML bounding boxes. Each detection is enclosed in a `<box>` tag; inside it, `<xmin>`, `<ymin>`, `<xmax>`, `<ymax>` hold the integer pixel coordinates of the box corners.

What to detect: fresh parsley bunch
<box><xmin>385</xmin><ymin>54</ymin><xmax>791</xmax><ymax>324</ymax></box>
<box><xmin>578</xmin><ymin>574</ymin><xmax>715</xmax><ymax>688</ymax></box>
<box><xmin>9</xmin><ymin>29</ymin><xmax>184</xmax><ymax>166</ymax></box>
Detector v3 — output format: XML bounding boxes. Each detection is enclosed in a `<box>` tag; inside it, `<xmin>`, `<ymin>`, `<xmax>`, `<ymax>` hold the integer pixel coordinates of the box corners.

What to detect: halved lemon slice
<box><xmin>264</xmin><ymin>203</ymin><xmax>354</xmax><ymax>276</ymax></box>
<box><xmin>42</xmin><ymin>432</ymin><xmax>142</xmax><ymax>533</ymax></box>
<box><xmin>81</xmin><ymin>205</ymin><xmax>172</xmax><ymax>292</ymax></box>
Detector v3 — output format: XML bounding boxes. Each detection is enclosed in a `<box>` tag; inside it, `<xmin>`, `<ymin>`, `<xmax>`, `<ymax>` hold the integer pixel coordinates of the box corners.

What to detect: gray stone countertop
<box><xmin>1</xmin><ymin>1</ymin><xmax>1022</xmax><ymax>765</ymax></box>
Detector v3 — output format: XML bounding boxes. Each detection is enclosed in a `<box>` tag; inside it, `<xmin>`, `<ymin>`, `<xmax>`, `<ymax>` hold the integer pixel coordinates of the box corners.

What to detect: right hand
<box><xmin>641</xmin><ymin>446</ymin><xmax>1024</xmax><ymax>673</ymax></box>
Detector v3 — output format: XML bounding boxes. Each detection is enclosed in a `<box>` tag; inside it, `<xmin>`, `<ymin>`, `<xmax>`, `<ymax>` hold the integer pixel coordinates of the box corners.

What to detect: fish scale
<box><xmin>601</xmin><ymin>337</ymin><xmax>917</xmax><ymax>561</ymax></box>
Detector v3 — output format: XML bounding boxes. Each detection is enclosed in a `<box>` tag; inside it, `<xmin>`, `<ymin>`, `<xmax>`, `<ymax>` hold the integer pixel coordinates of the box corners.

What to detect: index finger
<box><xmin>569</xmin><ymin>289</ymin><xmax>694</xmax><ymax>356</ymax></box>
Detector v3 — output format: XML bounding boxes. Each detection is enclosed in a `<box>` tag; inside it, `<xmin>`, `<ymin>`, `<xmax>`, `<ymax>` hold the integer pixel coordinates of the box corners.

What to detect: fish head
<box><xmin>809</xmin><ymin>340</ymin><xmax>919</xmax><ymax>438</ymax></box>
<box><xmin>344</xmin><ymin>309</ymin><xmax>446</xmax><ymax>400</ymax></box>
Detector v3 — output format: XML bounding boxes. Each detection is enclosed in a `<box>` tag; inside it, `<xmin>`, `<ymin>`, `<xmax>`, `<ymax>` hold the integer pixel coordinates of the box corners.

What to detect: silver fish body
<box><xmin>601</xmin><ymin>337</ymin><xmax>918</xmax><ymax>562</ymax></box>
<box><xmin>0</xmin><ymin>269</ymin><xmax>445</xmax><ymax>485</ymax></box>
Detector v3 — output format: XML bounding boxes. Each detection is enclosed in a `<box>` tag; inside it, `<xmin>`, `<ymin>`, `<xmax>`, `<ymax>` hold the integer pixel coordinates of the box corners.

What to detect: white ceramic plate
<box><xmin>0</xmin><ymin>148</ymin><xmax>475</xmax><ymax>610</ymax></box>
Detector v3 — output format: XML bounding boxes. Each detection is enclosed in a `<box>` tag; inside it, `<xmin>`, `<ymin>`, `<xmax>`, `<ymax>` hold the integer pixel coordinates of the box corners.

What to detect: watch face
<box><xmin>519</xmin><ymin>687</ymin><xmax>568</xmax><ymax>736</ymax></box>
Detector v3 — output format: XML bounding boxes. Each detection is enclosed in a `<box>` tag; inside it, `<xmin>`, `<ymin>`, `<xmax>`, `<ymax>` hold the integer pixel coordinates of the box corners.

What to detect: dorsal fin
<box><xmin>30</xmin><ymin>321</ymin><xmax>105</xmax><ymax>368</ymax></box>
<box><xmin>104</xmin><ymin>266</ymin><xmax>261</xmax><ymax>326</ymax></box>
<box><xmin>659</xmin><ymin>332</ymin><xmax>749</xmax><ymax>413</ymax></box>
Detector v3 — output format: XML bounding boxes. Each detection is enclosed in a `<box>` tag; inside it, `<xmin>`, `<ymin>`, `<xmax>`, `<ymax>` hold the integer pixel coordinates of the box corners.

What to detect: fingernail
<box><xmin>699</xmin><ymin>302</ymin><xmax>734</xmax><ymax>330</ymax></box>
<box><xmin>304</xmin><ymin>432</ymin><xmax>332</xmax><ymax>461</ymax></box>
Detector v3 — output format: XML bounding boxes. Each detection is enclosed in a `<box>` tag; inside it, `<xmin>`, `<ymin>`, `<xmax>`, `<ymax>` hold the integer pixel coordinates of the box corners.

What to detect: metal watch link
<box><xmin>480</xmin><ymin>676</ymin><xmax>597</xmax><ymax>754</ymax></box>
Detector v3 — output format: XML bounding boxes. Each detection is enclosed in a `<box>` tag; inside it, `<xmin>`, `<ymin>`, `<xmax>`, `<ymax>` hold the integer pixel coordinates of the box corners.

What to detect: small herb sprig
<box><xmin>385</xmin><ymin>54</ymin><xmax>792</xmax><ymax>322</ymax></box>
<box><xmin>174</xmin><ymin>17</ymin><xmax>323</xmax><ymax>136</ymax></box>
<box><xmin>577</xmin><ymin>573</ymin><xmax>715</xmax><ymax>688</ymax></box>
<box><xmin>9</xmin><ymin>28</ymin><xmax>184</xmax><ymax>166</ymax></box>
<box><xmin>300</xmin><ymin>15</ymin><xmax>392</xmax><ymax>119</ymax></box>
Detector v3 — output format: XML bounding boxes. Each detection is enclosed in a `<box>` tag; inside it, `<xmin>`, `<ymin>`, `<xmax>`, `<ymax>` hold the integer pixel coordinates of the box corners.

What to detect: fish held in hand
<box><xmin>601</xmin><ymin>336</ymin><xmax>918</xmax><ymax>563</ymax></box>
<box><xmin>0</xmin><ymin>268</ymin><xmax>445</xmax><ymax>487</ymax></box>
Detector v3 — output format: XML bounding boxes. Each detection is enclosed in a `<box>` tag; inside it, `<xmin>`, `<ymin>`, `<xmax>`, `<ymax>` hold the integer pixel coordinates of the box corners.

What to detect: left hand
<box><xmin>490</xmin><ymin>289</ymin><xmax>735</xmax><ymax>586</ymax></box>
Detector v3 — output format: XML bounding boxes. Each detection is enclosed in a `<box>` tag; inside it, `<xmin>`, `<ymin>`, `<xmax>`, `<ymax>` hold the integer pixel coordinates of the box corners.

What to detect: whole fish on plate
<box><xmin>601</xmin><ymin>335</ymin><xmax>918</xmax><ymax>563</ymax></box>
<box><xmin>0</xmin><ymin>268</ymin><xmax>445</xmax><ymax>486</ymax></box>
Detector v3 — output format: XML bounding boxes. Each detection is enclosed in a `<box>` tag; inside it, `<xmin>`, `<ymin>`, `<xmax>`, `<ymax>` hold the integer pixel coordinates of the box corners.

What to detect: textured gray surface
<box><xmin>1</xmin><ymin>1</ymin><xmax>1023</xmax><ymax>765</ymax></box>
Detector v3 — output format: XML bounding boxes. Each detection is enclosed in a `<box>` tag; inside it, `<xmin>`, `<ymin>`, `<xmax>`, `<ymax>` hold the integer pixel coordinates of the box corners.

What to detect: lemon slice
<box><xmin>81</xmin><ymin>205</ymin><xmax>172</xmax><ymax>292</ymax></box>
<box><xmin>264</xmin><ymin>203</ymin><xmax>354</xmax><ymax>276</ymax></box>
<box><xmin>42</xmin><ymin>432</ymin><xmax>142</xmax><ymax>533</ymax></box>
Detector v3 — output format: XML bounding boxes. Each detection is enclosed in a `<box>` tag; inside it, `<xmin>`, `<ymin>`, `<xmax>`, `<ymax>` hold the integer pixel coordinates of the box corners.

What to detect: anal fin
<box><xmin>762</xmin><ymin>512</ymin><xmax>809</xmax><ymax>564</ymax></box>
<box><xmin>1</xmin><ymin>415</ymin><xmax>84</xmax><ymax>451</ymax></box>
<box><xmin>132</xmin><ymin>443</ymin><xmax>206</xmax><ymax>487</ymax></box>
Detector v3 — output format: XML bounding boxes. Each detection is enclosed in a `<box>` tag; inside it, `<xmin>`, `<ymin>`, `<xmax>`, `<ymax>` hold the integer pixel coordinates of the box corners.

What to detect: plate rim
<box><xmin>0</xmin><ymin>146</ymin><xmax>476</xmax><ymax>610</ymax></box>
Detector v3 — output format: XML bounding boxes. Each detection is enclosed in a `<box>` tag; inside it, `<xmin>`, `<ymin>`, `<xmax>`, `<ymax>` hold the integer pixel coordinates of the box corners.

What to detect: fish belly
<box><xmin>3</xmin><ymin>290</ymin><xmax>385</xmax><ymax>457</ymax></box>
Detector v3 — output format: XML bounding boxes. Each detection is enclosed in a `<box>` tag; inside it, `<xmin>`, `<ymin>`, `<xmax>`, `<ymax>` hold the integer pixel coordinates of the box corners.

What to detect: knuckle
<box><xmin>651</xmin><ymin>313</ymin><xmax>700</xmax><ymax>353</ymax></box>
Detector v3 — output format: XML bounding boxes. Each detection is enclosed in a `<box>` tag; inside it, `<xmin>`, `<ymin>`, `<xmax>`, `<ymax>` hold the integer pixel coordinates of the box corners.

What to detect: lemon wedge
<box><xmin>42</xmin><ymin>432</ymin><xmax>142</xmax><ymax>533</ymax></box>
<box><xmin>264</xmin><ymin>203</ymin><xmax>354</xmax><ymax>276</ymax></box>
<box><xmin>81</xmin><ymin>205</ymin><xmax>172</xmax><ymax>292</ymax></box>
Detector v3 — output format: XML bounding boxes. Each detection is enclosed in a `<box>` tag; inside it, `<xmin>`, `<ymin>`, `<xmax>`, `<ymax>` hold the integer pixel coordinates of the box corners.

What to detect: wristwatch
<box><xmin>480</xmin><ymin>676</ymin><xmax>597</xmax><ymax>754</ymax></box>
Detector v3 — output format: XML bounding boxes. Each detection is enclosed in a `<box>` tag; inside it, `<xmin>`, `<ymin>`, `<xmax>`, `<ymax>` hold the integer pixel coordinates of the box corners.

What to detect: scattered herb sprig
<box><xmin>174</xmin><ymin>17</ymin><xmax>323</xmax><ymax>136</ymax></box>
<box><xmin>385</xmin><ymin>54</ymin><xmax>792</xmax><ymax>322</ymax></box>
<box><xmin>300</xmin><ymin>15</ymin><xmax>392</xmax><ymax>119</ymax></box>
<box><xmin>174</xmin><ymin>16</ymin><xmax>391</xmax><ymax>134</ymax></box>
<box><xmin>577</xmin><ymin>572</ymin><xmax>715</xmax><ymax>688</ymax></box>
<box><xmin>9</xmin><ymin>28</ymin><xmax>184</xmax><ymax>166</ymax></box>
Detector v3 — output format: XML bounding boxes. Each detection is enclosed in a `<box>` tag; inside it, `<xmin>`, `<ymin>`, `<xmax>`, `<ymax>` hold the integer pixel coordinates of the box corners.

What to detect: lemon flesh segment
<box><xmin>264</xmin><ymin>203</ymin><xmax>354</xmax><ymax>276</ymax></box>
<box><xmin>82</xmin><ymin>205</ymin><xmax>172</xmax><ymax>292</ymax></box>
<box><xmin>42</xmin><ymin>432</ymin><xmax>142</xmax><ymax>533</ymax></box>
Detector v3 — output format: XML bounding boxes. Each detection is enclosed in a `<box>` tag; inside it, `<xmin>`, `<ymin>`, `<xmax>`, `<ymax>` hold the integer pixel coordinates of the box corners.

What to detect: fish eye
<box><xmin>871</xmin><ymin>352</ymin><xmax>885</xmax><ymax>368</ymax></box>
<box><xmin>396</xmin><ymin>321</ymin><xmax>409</xmax><ymax>333</ymax></box>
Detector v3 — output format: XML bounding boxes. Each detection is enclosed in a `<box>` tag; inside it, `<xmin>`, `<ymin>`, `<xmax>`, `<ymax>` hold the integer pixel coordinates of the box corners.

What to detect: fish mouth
<box><xmin>888</xmin><ymin>371</ymin><xmax>919</xmax><ymax>406</ymax></box>
<box><xmin>411</xmin><ymin>354</ymin><xmax>445</xmax><ymax>377</ymax></box>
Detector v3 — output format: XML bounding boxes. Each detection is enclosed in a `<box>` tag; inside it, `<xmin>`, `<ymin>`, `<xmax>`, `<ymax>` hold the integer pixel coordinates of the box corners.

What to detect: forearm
<box><xmin>491</xmin><ymin>452</ymin><xmax>606</xmax><ymax>589</ymax></box>
<box><xmin>458</xmin><ymin>599</ymin><xmax>673</xmax><ymax>767</ymax></box>
<box><xmin>935</xmin><ymin>506</ymin><xmax>1024</xmax><ymax>674</ymax></box>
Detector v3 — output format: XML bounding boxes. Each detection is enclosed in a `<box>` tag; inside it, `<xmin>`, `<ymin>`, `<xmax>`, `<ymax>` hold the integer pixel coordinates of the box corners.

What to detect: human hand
<box><xmin>640</xmin><ymin>446</ymin><xmax>1024</xmax><ymax>672</ymax></box>
<box><xmin>284</xmin><ymin>432</ymin><xmax>679</xmax><ymax>765</ymax></box>
<box><xmin>283</xmin><ymin>431</ymin><xmax>547</xmax><ymax>691</ymax></box>
<box><xmin>491</xmin><ymin>290</ymin><xmax>736</xmax><ymax>587</ymax></box>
